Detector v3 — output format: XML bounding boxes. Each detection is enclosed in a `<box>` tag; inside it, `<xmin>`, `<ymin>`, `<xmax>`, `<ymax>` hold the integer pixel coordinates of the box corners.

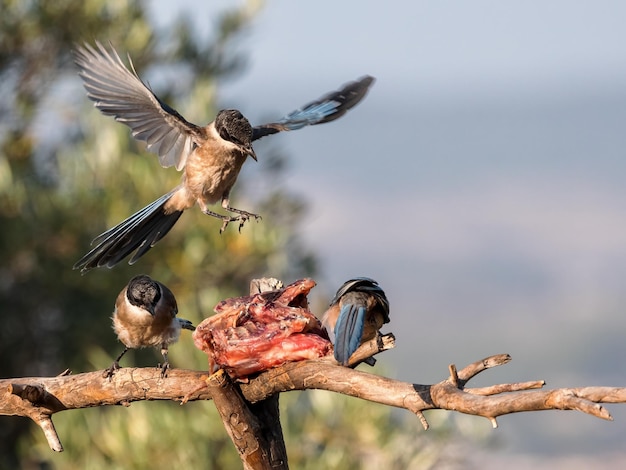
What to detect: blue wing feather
<box><xmin>277</xmin><ymin>100</ymin><xmax>342</xmax><ymax>130</ymax></box>
<box><xmin>252</xmin><ymin>75</ymin><xmax>375</xmax><ymax>141</ymax></box>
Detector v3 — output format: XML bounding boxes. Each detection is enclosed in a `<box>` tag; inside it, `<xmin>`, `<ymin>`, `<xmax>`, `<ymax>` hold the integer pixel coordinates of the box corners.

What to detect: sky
<box><xmin>151</xmin><ymin>1</ymin><xmax>626</xmax><ymax>466</ymax></box>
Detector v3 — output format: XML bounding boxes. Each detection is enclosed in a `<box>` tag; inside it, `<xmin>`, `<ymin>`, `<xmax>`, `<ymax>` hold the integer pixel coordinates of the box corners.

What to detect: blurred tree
<box><xmin>280</xmin><ymin>390</ymin><xmax>465</xmax><ymax>470</ymax></box>
<box><xmin>0</xmin><ymin>1</ymin><xmax>454</xmax><ymax>468</ymax></box>
<box><xmin>0</xmin><ymin>0</ymin><xmax>305</xmax><ymax>465</ymax></box>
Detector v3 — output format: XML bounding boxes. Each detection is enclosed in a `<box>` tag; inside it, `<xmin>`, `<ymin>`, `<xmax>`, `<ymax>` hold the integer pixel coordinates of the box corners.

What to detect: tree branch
<box><xmin>2</xmin><ymin>353</ymin><xmax>626</xmax><ymax>452</ymax></box>
<box><xmin>207</xmin><ymin>370</ymin><xmax>278</xmax><ymax>470</ymax></box>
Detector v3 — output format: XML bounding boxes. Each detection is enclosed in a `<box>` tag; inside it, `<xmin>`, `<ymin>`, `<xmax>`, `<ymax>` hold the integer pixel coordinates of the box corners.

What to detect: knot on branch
<box><xmin>9</xmin><ymin>383</ymin><xmax>46</xmax><ymax>404</ymax></box>
<box><xmin>8</xmin><ymin>383</ymin><xmax>65</xmax><ymax>412</ymax></box>
<box><xmin>6</xmin><ymin>383</ymin><xmax>64</xmax><ymax>452</ymax></box>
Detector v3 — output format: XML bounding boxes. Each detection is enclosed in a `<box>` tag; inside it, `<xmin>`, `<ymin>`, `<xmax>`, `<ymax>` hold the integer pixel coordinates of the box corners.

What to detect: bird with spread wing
<box><xmin>72</xmin><ymin>42</ymin><xmax>375</xmax><ymax>272</ymax></box>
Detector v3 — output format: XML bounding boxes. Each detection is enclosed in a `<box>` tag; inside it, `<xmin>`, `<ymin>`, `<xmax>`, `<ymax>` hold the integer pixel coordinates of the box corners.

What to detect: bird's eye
<box><xmin>218</xmin><ymin>127</ymin><xmax>239</xmax><ymax>145</ymax></box>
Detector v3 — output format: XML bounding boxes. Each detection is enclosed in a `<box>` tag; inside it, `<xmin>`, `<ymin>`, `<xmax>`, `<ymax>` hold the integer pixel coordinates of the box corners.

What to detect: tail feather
<box><xmin>334</xmin><ymin>303</ymin><xmax>367</xmax><ymax>366</ymax></box>
<box><xmin>92</xmin><ymin>196</ymin><xmax>167</xmax><ymax>245</ymax></box>
<box><xmin>74</xmin><ymin>191</ymin><xmax>182</xmax><ymax>272</ymax></box>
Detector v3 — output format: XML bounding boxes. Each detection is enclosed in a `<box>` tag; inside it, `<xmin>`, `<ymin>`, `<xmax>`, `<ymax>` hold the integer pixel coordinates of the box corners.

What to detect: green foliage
<box><xmin>281</xmin><ymin>388</ymin><xmax>460</xmax><ymax>470</ymax></box>
<box><xmin>23</xmin><ymin>400</ymin><xmax>242</xmax><ymax>470</ymax></box>
<box><xmin>0</xmin><ymin>0</ymin><xmax>310</xmax><ymax>466</ymax></box>
<box><xmin>0</xmin><ymin>1</ymin><xmax>453</xmax><ymax>468</ymax></box>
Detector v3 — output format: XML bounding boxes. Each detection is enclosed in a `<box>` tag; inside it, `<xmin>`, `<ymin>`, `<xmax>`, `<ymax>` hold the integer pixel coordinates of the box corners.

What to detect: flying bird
<box><xmin>72</xmin><ymin>42</ymin><xmax>375</xmax><ymax>272</ymax></box>
<box><xmin>322</xmin><ymin>277</ymin><xmax>390</xmax><ymax>366</ymax></box>
<box><xmin>105</xmin><ymin>274</ymin><xmax>194</xmax><ymax>378</ymax></box>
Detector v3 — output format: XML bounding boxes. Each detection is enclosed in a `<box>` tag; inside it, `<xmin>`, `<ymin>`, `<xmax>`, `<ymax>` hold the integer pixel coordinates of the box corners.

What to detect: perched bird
<box><xmin>105</xmin><ymin>274</ymin><xmax>194</xmax><ymax>378</ymax></box>
<box><xmin>322</xmin><ymin>277</ymin><xmax>390</xmax><ymax>366</ymax></box>
<box><xmin>72</xmin><ymin>42</ymin><xmax>375</xmax><ymax>272</ymax></box>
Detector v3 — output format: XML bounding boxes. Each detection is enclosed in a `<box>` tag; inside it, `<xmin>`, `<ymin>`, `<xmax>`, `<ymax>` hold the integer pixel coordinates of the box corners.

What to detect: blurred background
<box><xmin>2</xmin><ymin>0</ymin><xmax>626</xmax><ymax>468</ymax></box>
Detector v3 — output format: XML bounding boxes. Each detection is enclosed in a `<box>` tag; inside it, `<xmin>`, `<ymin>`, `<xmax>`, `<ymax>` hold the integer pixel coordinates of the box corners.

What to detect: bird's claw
<box><xmin>219</xmin><ymin>219</ymin><xmax>231</xmax><ymax>234</ymax></box>
<box><xmin>103</xmin><ymin>361</ymin><xmax>120</xmax><ymax>380</ymax></box>
<box><xmin>236</xmin><ymin>211</ymin><xmax>262</xmax><ymax>233</ymax></box>
<box><xmin>219</xmin><ymin>212</ymin><xmax>262</xmax><ymax>234</ymax></box>
<box><xmin>159</xmin><ymin>362</ymin><xmax>170</xmax><ymax>378</ymax></box>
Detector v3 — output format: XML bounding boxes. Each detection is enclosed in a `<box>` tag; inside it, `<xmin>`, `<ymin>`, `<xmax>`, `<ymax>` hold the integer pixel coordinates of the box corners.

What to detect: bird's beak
<box><xmin>147</xmin><ymin>305</ymin><xmax>156</xmax><ymax>316</ymax></box>
<box><xmin>245</xmin><ymin>144</ymin><xmax>257</xmax><ymax>161</ymax></box>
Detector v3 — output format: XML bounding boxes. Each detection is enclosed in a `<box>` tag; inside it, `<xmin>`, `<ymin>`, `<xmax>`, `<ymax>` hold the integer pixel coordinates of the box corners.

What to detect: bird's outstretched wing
<box><xmin>252</xmin><ymin>75</ymin><xmax>375</xmax><ymax>141</ymax></box>
<box><xmin>73</xmin><ymin>42</ymin><xmax>205</xmax><ymax>170</ymax></box>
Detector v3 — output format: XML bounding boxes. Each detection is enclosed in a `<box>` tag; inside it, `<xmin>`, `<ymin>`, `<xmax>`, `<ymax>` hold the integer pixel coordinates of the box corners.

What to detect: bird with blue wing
<box><xmin>72</xmin><ymin>41</ymin><xmax>375</xmax><ymax>272</ymax></box>
<box><xmin>323</xmin><ymin>278</ymin><xmax>390</xmax><ymax>366</ymax></box>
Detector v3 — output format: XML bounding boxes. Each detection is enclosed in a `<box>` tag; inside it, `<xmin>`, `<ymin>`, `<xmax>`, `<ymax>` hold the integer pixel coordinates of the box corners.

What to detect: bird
<box><xmin>104</xmin><ymin>274</ymin><xmax>195</xmax><ymax>378</ymax></box>
<box><xmin>322</xmin><ymin>277</ymin><xmax>390</xmax><ymax>366</ymax></box>
<box><xmin>72</xmin><ymin>41</ymin><xmax>375</xmax><ymax>272</ymax></box>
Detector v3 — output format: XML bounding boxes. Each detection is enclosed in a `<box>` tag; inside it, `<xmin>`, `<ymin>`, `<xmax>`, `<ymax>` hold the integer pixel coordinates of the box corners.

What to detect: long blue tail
<box><xmin>330</xmin><ymin>277</ymin><xmax>390</xmax><ymax>365</ymax></box>
<box><xmin>333</xmin><ymin>301</ymin><xmax>367</xmax><ymax>366</ymax></box>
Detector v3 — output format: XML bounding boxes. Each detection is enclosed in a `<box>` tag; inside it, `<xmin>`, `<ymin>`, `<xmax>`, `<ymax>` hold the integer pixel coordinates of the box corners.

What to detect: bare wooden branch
<box><xmin>239</xmin><ymin>355</ymin><xmax>621</xmax><ymax>426</ymax></box>
<box><xmin>469</xmin><ymin>381</ymin><xmax>546</xmax><ymax>396</ymax></box>
<box><xmin>200</xmin><ymin>277</ymin><xmax>289</xmax><ymax>470</ymax></box>
<box><xmin>456</xmin><ymin>353</ymin><xmax>512</xmax><ymax>383</ymax></box>
<box><xmin>2</xmin><ymin>354</ymin><xmax>626</xmax><ymax>455</ymax></box>
<box><xmin>207</xmin><ymin>370</ymin><xmax>276</xmax><ymax>470</ymax></box>
<box><xmin>37</xmin><ymin>415</ymin><xmax>63</xmax><ymax>452</ymax></box>
<box><xmin>6</xmin><ymin>383</ymin><xmax>65</xmax><ymax>451</ymax></box>
<box><xmin>448</xmin><ymin>364</ymin><xmax>459</xmax><ymax>387</ymax></box>
<box><xmin>347</xmin><ymin>332</ymin><xmax>395</xmax><ymax>367</ymax></box>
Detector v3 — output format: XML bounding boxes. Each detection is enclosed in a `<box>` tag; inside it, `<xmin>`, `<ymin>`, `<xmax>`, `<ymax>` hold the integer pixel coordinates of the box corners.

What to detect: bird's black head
<box><xmin>215</xmin><ymin>109</ymin><xmax>257</xmax><ymax>160</ymax></box>
<box><xmin>126</xmin><ymin>274</ymin><xmax>161</xmax><ymax>315</ymax></box>
<box><xmin>330</xmin><ymin>277</ymin><xmax>390</xmax><ymax>323</ymax></box>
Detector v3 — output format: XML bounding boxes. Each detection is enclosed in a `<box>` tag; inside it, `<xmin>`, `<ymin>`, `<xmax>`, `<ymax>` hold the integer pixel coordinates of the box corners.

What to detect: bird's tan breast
<box><xmin>112</xmin><ymin>294</ymin><xmax>179</xmax><ymax>348</ymax></box>
<box><xmin>184</xmin><ymin>129</ymin><xmax>248</xmax><ymax>205</ymax></box>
